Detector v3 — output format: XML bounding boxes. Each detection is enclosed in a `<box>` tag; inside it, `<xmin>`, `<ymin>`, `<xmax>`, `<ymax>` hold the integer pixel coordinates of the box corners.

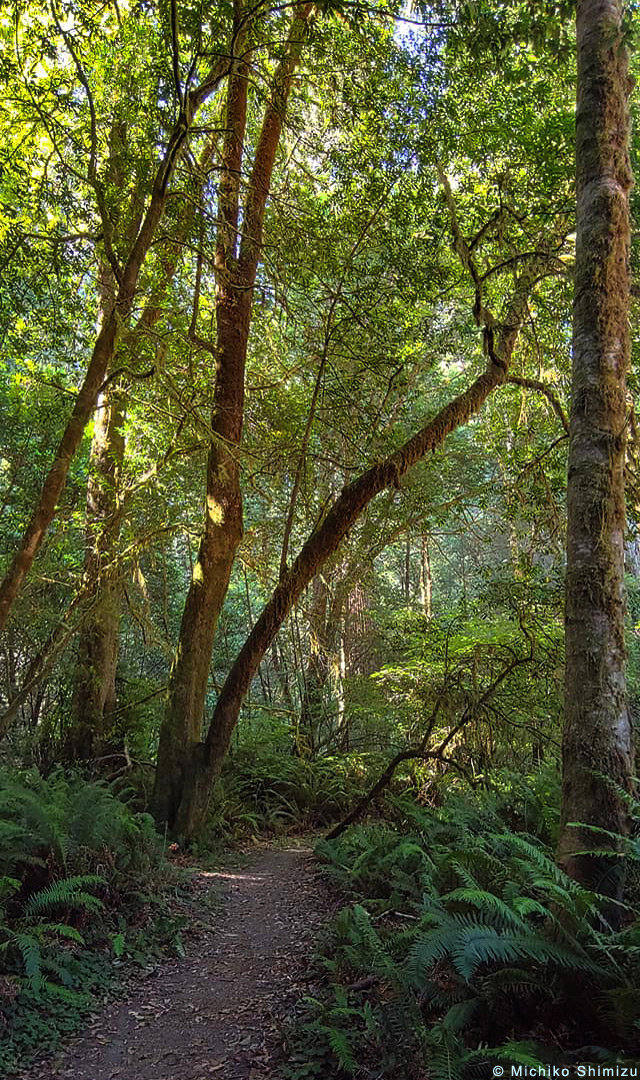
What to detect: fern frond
<box><xmin>465</xmin><ymin>1040</ymin><xmax>547</xmax><ymax>1069</ymax></box>
<box><xmin>440</xmin><ymin>887</ymin><xmax>528</xmax><ymax>930</ymax></box>
<box><xmin>24</xmin><ymin>875</ymin><xmax>105</xmax><ymax>917</ymax></box>
<box><xmin>323</xmin><ymin>1025</ymin><xmax>357</xmax><ymax>1073</ymax></box>
<box><xmin>34</xmin><ymin>922</ymin><xmax>85</xmax><ymax>944</ymax></box>
<box><xmin>11</xmin><ymin>931</ymin><xmax>43</xmax><ymax>986</ymax></box>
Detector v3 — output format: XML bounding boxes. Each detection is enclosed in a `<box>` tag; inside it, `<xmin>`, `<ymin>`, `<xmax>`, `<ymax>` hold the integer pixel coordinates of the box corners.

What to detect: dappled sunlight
<box><xmin>206</xmin><ymin>495</ymin><xmax>224</xmax><ymax>525</ymax></box>
<box><xmin>1</xmin><ymin>0</ymin><xmax>635</xmax><ymax>1075</ymax></box>
<box><xmin>200</xmin><ymin>870</ymin><xmax>267</xmax><ymax>885</ymax></box>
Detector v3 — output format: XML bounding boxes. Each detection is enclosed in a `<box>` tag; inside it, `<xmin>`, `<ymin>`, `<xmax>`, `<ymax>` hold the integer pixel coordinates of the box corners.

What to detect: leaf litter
<box><xmin>20</xmin><ymin>843</ymin><xmax>331</xmax><ymax>1080</ymax></box>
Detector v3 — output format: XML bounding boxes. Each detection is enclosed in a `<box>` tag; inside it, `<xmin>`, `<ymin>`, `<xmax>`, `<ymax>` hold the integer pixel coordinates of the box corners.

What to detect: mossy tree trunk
<box><xmin>299</xmin><ymin>577</ymin><xmax>347</xmax><ymax>756</ymax></box>
<box><xmin>558</xmin><ymin>0</ymin><xmax>635</xmax><ymax>896</ymax></box>
<box><xmin>152</xmin><ymin>3</ymin><xmax>314</xmax><ymax>827</ymax></box>
<box><xmin>299</xmin><ymin>577</ymin><xmax>330</xmax><ymax>757</ymax></box>
<box><xmin>67</xmin><ymin>384</ymin><xmax>125</xmax><ymax>760</ymax></box>
<box><xmin>64</xmin><ymin>120</ymin><xmax>221</xmax><ymax>762</ymax></box>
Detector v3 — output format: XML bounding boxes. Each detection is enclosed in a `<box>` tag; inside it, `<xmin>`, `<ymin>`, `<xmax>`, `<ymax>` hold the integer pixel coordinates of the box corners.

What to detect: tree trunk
<box><xmin>336</xmin><ymin>616</ymin><xmax>347</xmax><ymax>748</ymax></box>
<box><xmin>403</xmin><ymin>539</ymin><xmax>411</xmax><ymax>603</ymax></box>
<box><xmin>419</xmin><ymin>535</ymin><xmax>432</xmax><ymax>618</ymax></box>
<box><xmin>153</xmin><ymin>3</ymin><xmax>313</xmax><ymax>827</ymax></box>
<box><xmin>67</xmin><ymin>385</ymin><xmax>125</xmax><ymax>760</ymax></box>
<box><xmin>152</xmin><ymin>298</ymin><xmax>249</xmax><ymax>824</ymax></box>
<box><xmin>558</xmin><ymin>0</ymin><xmax>635</xmax><ymax>897</ymax></box>
<box><xmin>65</xmin><ymin>122</ymin><xmax>224</xmax><ymax>764</ymax></box>
<box><xmin>0</xmin><ymin>308</ymin><xmax>122</xmax><ymax>637</ymax></box>
<box><xmin>0</xmin><ymin>57</ymin><xmax>229</xmax><ymax>637</ymax></box>
<box><xmin>299</xmin><ymin>577</ymin><xmax>330</xmax><ymax>756</ymax></box>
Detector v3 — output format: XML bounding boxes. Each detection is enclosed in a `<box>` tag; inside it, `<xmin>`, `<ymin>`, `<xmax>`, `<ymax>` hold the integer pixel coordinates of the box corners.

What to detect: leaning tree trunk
<box><xmin>557</xmin><ymin>0</ymin><xmax>635</xmax><ymax>896</ymax></box>
<box><xmin>171</xmin><ymin>359</ymin><xmax>512</xmax><ymax>837</ymax></box>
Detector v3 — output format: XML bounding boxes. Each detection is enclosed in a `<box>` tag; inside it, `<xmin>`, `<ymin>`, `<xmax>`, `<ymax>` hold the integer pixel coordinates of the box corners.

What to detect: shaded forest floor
<box><xmin>23</xmin><ymin>842</ymin><xmax>329</xmax><ymax>1080</ymax></box>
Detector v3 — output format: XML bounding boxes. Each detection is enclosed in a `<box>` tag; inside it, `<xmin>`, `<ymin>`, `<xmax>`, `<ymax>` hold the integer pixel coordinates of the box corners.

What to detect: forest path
<box><xmin>34</xmin><ymin>844</ymin><xmax>328</xmax><ymax>1080</ymax></box>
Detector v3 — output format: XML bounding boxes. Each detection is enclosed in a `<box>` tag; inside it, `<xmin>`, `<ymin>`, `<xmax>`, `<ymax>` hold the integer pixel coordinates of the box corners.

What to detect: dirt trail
<box><xmin>33</xmin><ymin>845</ymin><xmax>328</xmax><ymax>1080</ymax></box>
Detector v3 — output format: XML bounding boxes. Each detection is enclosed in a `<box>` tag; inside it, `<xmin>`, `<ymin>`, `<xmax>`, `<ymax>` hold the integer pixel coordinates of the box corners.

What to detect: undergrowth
<box><xmin>208</xmin><ymin>748</ymin><xmax>387</xmax><ymax>840</ymax></box>
<box><xmin>285</xmin><ymin>773</ymin><xmax>640</xmax><ymax>1079</ymax></box>
<box><xmin>0</xmin><ymin>768</ymin><xmax>186</xmax><ymax>1074</ymax></box>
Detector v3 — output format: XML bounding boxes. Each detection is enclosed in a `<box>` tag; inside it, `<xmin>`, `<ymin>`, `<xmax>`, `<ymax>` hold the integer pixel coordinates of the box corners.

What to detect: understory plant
<box><xmin>209</xmin><ymin>746</ymin><xmax>387</xmax><ymax>840</ymax></box>
<box><xmin>285</xmin><ymin>778</ymin><xmax>640</xmax><ymax>1079</ymax></box>
<box><xmin>0</xmin><ymin>768</ymin><xmax>184</xmax><ymax>1073</ymax></box>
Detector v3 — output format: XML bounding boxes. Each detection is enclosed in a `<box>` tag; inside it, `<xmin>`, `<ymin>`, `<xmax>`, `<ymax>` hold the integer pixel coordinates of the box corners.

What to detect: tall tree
<box><xmin>152</xmin><ymin>1</ymin><xmax>314</xmax><ymax>826</ymax></box>
<box><xmin>67</xmin><ymin>127</ymin><xmax>219</xmax><ymax>761</ymax></box>
<box><xmin>148</xmin><ymin>0</ymin><xmax>579</xmax><ymax>835</ymax></box>
<box><xmin>558</xmin><ymin>0</ymin><xmax>635</xmax><ymax>894</ymax></box>
<box><xmin>168</xmin><ymin>255</ymin><xmax>555</xmax><ymax>836</ymax></box>
<box><xmin>68</xmin><ymin>381</ymin><xmax>125</xmax><ymax>760</ymax></box>
<box><xmin>0</xmin><ymin>1</ymin><xmax>231</xmax><ymax>635</ymax></box>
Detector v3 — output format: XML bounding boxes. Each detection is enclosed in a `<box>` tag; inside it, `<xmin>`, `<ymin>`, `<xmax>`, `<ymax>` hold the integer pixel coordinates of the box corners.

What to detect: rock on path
<box><xmin>32</xmin><ymin>845</ymin><xmax>328</xmax><ymax>1080</ymax></box>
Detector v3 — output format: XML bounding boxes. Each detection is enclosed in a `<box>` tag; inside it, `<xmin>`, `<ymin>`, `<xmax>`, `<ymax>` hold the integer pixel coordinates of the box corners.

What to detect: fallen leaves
<box><xmin>22</xmin><ymin>846</ymin><xmax>329</xmax><ymax>1080</ymax></box>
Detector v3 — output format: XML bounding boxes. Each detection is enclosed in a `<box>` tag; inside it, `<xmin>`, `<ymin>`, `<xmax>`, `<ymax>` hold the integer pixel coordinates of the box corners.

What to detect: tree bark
<box><xmin>0</xmin><ymin>309</ymin><xmax>122</xmax><ymax>636</ymax></box>
<box><xmin>67</xmin><ymin>384</ymin><xmax>125</xmax><ymax>760</ymax></box>
<box><xmin>558</xmin><ymin>0</ymin><xmax>635</xmax><ymax>897</ymax></box>
<box><xmin>65</xmin><ymin>124</ymin><xmax>225</xmax><ymax>762</ymax></box>
<box><xmin>299</xmin><ymin>576</ymin><xmax>331</xmax><ymax>756</ymax></box>
<box><xmin>419</xmin><ymin>535</ymin><xmax>432</xmax><ymax>618</ymax></box>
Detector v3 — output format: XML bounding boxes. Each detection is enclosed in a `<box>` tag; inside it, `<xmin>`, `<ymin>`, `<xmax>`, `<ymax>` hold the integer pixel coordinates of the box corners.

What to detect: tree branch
<box><xmin>506</xmin><ymin>374</ymin><xmax>569</xmax><ymax>433</ymax></box>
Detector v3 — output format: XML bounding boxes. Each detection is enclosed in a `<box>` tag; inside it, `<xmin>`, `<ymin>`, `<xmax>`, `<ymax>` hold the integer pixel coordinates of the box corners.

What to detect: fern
<box><xmin>24</xmin><ymin>875</ymin><xmax>104</xmax><ymax>917</ymax></box>
<box><xmin>305</xmin><ymin>776</ymin><xmax>640</xmax><ymax>1078</ymax></box>
<box><xmin>0</xmin><ymin>875</ymin><xmax>21</xmax><ymax>905</ymax></box>
<box><xmin>9</xmin><ymin>932</ymin><xmax>43</xmax><ymax>985</ymax></box>
<box><xmin>464</xmin><ymin>1040</ymin><xmax>548</xmax><ymax>1070</ymax></box>
<box><xmin>425</xmin><ymin>1025</ymin><xmax>467</xmax><ymax>1080</ymax></box>
<box><xmin>323</xmin><ymin>1026</ymin><xmax>357</xmax><ymax>1073</ymax></box>
<box><xmin>439</xmin><ymin>886</ymin><xmax>529</xmax><ymax>930</ymax></box>
<box><xmin>451</xmin><ymin>925</ymin><xmax>602</xmax><ymax>980</ymax></box>
<box><xmin>0</xmin><ymin>873</ymin><xmax>103</xmax><ymax>992</ymax></box>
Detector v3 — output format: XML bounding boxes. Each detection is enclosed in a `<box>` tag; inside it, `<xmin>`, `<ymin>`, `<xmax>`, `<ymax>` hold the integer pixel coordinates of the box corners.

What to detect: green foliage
<box><xmin>0</xmin><ymin>767</ymin><xmax>163</xmax><ymax>878</ymax></box>
<box><xmin>0</xmin><ymin>0</ymin><xmax>635</xmax><ymax>1074</ymax></box>
<box><xmin>1</xmin><ymin>873</ymin><xmax>104</xmax><ymax>993</ymax></box>
<box><xmin>209</xmin><ymin>745</ymin><xmax>385</xmax><ymax>840</ymax></box>
<box><xmin>0</xmin><ymin>769</ymin><xmax>182</xmax><ymax>1073</ymax></box>
<box><xmin>369</xmin><ymin>573</ymin><xmax>564</xmax><ymax>781</ymax></box>
<box><xmin>0</xmin><ymin>951</ymin><xmax>111</xmax><ymax>1076</ymax></box>
<box><xmin>285</xmin><ymin>781</ymin><xmax>640</xmax><ymax>1078</ymax></box>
